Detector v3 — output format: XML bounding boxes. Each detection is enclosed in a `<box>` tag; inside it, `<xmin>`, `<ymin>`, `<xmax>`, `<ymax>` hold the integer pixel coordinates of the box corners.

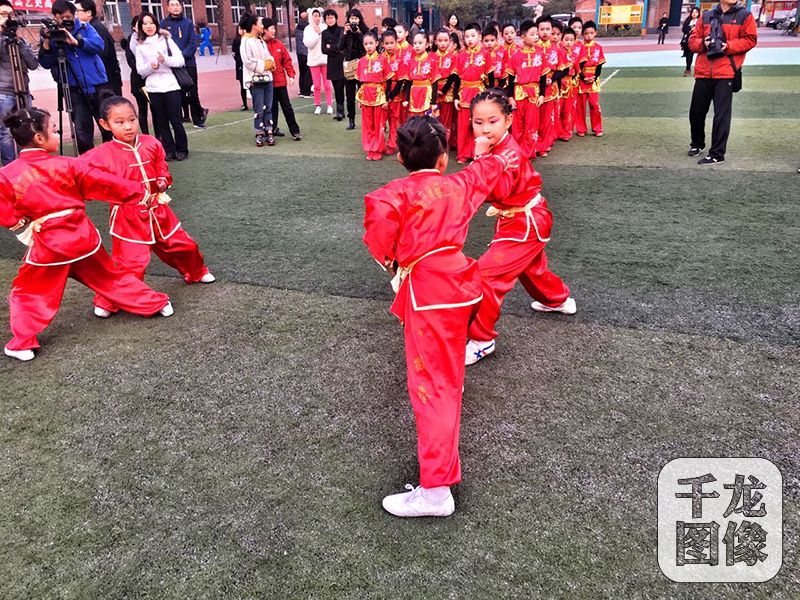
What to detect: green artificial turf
<box><xmin>0</xmin><ymin>66</ymin><xmax>798</xmax><ymax>599</ymax></box>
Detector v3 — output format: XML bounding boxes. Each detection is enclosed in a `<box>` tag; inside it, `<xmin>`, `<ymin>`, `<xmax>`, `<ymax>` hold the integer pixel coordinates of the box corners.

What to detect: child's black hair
<box><xmin>536</xmin><ymin>15</ymin><xmax>553</xmax><ymax>27</ymax></box>
<box><xmin>519</xmin><ymin>19</ymin><xmax>536</xmax><ymax>34</ymax></box>
<box><xmin>583</xmin><ymin>20</ymin><xmax>597</xmax><ymax>32</ymax></box>
<box><xmin>3</xmin><ymin>107</ymin><xmax>51</xmax><ymax>147</ymax></box>
<box><xmin>98</xmin><ymin>90</ymin><xmax>135</xmax><ymax>121</ymax></box>
<box><xmin>464</xmin><ymin>22</ymin><xmax>481</xmax><ymax>34</ymax></box>
<box><xmin>562</xmin><ymin>28</ymin><xmax>576</xmax><ymax>39</ymax></box>
<box><xmin>481</xmin><ymin>27</ymin><xmax>497</xmax><ymax>39</ymax></box>
<box><xmin>381</xmin><ymin>28</ymin><xmax>397</xmax><ymax>41</ymax></box>
<box><xmin>381</xmin><ymin>17</ymin><xmax>397</xmax><ymax>29</ymax></box>
<box><xmin>501</xmin><ymin>22</ymin><xmax>516</xmax><ymax>33</ymax></box>
<box><xmin>434</xmin><ymin>27</ymin><xmax>450</xmax><ymax>39</ymax></box>
<box><xmin>412</xmin><ymin>30</ymin><xmax>427</xmax><ymax>43</ymax></box>
<box><xmin>396</xmin><ymin>116</ymin><xmax>447</xmax><ymax>172</ymax></box>
<box><xmin>449</xmin><ymin>32</ymin><xmax>461</xmax><ymax>50</ymax></box>
<box><xmin>568</xmin><ymin>16</ymin><xmax>583</xmax><ymax>28</ymax></box>
<box><xmin>487</xmin><ymin>20</ymin><xmax>501</xmax><ymax>35</ymax></box>
<box><xmin>470</xmin><ymin>88</ymin><xmax>513</xmax><ymax>116</ymax></box>
<box><xmin>363</xmin><ymin>30</ymin><xmax>378</xmax><ymax>43</ymax></box>
<box><xmin>552</xmin><ymin>20</ymin><xmax>564</xmax><ymax>34</ymax></box>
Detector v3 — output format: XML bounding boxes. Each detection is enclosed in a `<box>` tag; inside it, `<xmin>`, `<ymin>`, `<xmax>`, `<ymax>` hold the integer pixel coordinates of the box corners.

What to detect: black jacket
<box><xmin>322</xmin><ymin>25</ymin><xmax>344</xmax><ymax>80</ymax></box>
<box><xmin>91</xmin><ymin>17</ymin><xmax>122</xmax><ymax>93</ymax></box>
<box><xmin>120</xmin><ymin>33</ymin><xmax>144</xmax><ymax>90</ymax></box>
<box><xmin>338</xmin><ymin>19</ymin><xmax>369</xmax><ymax>61</ymax></box>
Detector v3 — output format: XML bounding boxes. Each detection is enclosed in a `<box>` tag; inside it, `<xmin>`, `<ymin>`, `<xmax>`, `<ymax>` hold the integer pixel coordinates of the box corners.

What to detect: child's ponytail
<box><xmin>3</xmin><ymin>107</ymin><xmax>50</xmax><ymax>147</ymax></box>
<box><xmin>396</xmin><ymin>116</ymin><xmax>447</xmax><ymax>172</ymax></box>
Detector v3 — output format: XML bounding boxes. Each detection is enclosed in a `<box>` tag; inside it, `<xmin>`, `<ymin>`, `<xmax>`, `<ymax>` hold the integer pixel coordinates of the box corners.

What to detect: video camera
<box><xmin>1</xmin><ymin>16</ymin><xmax>20</xmax><ymax>39</ymax></box>
<box><xmin>706</xmin><ymin>13</ymin><xmax>726</xmax><ymax>60</ymax></box>
<box><xmin>42</xmin><ymin>18</ymin><xmax>74</xmax><ymax>44</ymax></box>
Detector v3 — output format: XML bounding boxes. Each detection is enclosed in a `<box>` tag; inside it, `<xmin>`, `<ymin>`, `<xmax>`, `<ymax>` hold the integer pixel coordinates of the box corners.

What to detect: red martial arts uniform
<box><xmin>487</xmin><ymin>46</ymin><xmax>507</xmax><ymax>87</ymax></box>
<box><xmin>383</xmin><ymin>47</ymin><xmax>407</xmax><ymax>153</ymax></box>
<box><xmin>81</xmin><ymin>136</ymin><xmax>209</xmax><ymax>314</ymax></box>
<box><xmin>576</xmin><ymin>40</ymin><xmax>605</xmax><ymax>136</ymax></box>
<box><xmin>397</xmin><ymin>41</ymin><xmax>414</xmax><ymax>123</ymax></box>
<box><xmin>434</xmin><ymin>48</ymin><xmax>457</xmax><ymax>149</ymax></box>
<box><xmin>406</xmin><ymin>51</ymin><xmax>437</xmax><ymax>115</ymax></box>
<box><xmin>506</xmin><ymin>45</ymin><xmax>544</xmax><ymax>160</ymax></box>
<box><xmin>454</xmin><ymin>46</ymin><xmax>491</xmax><ymax>162</ymax></box>
<box><xmin>536</xmin><ymin>40</ymin><xmax>563</xmax><ymax>155</ymax></box>
<box><xmin>356</xmin><ymin>51</ymin><xmax>392</xmax><ymax>160</ymax></box>
<box><xmin>363</xmin><ymin>155</ymin><xmax>509</xmax><ymax>488</ymax></box>
<box><xmin>468</xmin><ymin>133</ymin><xmax>571</xmax><ymax>343</ymax></box>
<box><xmin>557</xmin><ymin>44</ymin><xmax>580</xmax><ymax>141</ymax></box>
<box><xmin>0</xmin><ymin>149</ymin><xmax>170</xmax><ymax>351</ymax></box>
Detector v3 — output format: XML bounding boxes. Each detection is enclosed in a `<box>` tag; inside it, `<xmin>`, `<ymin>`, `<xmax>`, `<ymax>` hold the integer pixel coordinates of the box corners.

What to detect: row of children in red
<box><xmin>0</xmin><ymin>96</ymin><xmax>213</xmax><ymax>362</ymax></box>
<box><xmin>354</xmin><ymin>16</ymin><xmax>605</xmax><ymax>162</ymax></box>
<box><xmin>364</xmin><ymin>91</ymin><xmax>576</xmax><ymax>518</ymax></box>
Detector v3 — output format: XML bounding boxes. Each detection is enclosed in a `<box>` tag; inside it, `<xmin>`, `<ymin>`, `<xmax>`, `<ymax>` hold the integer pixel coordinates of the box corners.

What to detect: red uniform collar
<box><xmin>112</xmin><ymin>135</ymin><xmax>142</xmax><ymax>151</ymax></box>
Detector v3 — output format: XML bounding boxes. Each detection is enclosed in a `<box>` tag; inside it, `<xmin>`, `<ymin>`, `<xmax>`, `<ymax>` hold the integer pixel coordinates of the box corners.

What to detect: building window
<box><xmin>183</xmin><ymin>1</ymin><xmax>194</xmax><ymax>23</ymax></box>
<box><xmin>231</xmin><ymin>0</ymin><xmax>248</xmax><ymax>25</ymax></box>
<box><xmin>206</xmin><ymin>0</ymin><xmax>218</xmax><ymax>24</ymax></box>
<box><xmin>103</xmin><ymin>0</ymin><xmax>120</xmax><ymax>27</ymax></box>
<box><xmin>275</xmin><ymin>6</ymin><xmax>283</xmax><ymax>24</ymax></box>
<box><xmin>141</xmin><ymin>0</ymin><xmax>163</xmax><ymax>23</ymax></box>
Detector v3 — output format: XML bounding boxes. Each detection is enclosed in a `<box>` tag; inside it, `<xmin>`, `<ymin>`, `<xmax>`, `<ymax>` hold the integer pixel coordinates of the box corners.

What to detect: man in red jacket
<box><xmin>688</xmin><ymin>0</ymin><xmax>756</xmax><ymax>165</ymax></box>
<box><xmin>264</xmin><ymin>19</ymin><xmax>302</xmax><ymax>141</ymax></box>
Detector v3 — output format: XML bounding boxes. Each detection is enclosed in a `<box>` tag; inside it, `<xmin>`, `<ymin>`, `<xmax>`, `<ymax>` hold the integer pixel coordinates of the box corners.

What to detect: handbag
<box><xmin>728</xmin><ymin>56</ymin><xmax>742</xmax><ymax>93</ymax></box>
<box><xmin>344</xmin><ymin>58</ymin><xmax>358</xmax><ymax>80</ymax></box>
<box><xmin>164</xmin><ymin>38</ymin><xmax>194</xmax><ymax>91</ymax></box>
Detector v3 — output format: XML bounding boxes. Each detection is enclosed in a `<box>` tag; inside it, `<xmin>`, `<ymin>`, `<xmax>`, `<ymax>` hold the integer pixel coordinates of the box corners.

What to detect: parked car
<box><xmin>551</xmin><ymin>13</ymin><xmax>574</xmax><ymax>26</ymax></box>
<box><xmin>767</xmin><ymin>8</ymin><xmax>796</xmax><ymax>28</ymax></box>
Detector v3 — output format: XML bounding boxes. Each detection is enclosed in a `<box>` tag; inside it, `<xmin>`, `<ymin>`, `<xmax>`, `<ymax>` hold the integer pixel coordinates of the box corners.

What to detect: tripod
<box><xmin>53</xmin><ymin>43</ymin><xmax>79</xmax><ymax>157</ymax></box>
<box><xmin>5</xmin><ymin>33</ymin><xmax>29</xmax><ymax>111</ymax></box>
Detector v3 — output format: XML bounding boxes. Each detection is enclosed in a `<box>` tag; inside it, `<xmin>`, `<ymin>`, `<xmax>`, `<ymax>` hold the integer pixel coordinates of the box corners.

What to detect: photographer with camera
<box><xmin>337</xmin><ymin>8</ymin><xmax>368</xmax><ymax>131</ymax></box>
<box><xmin>0</xmin><ymin>0</ymin><xmax>38</xmax><ymax>165</ymax></box>
<box><xmin>38</xmin><ymin>0</ymin><xmax>109</xmax><ymax>154</ymax></box>
<box><xmin>687</xmin><ymin>0</ymin><xmax>757</xmax><ymax>165</ymax></box>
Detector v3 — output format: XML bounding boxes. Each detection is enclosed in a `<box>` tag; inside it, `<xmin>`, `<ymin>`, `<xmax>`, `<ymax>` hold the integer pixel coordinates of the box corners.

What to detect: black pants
<box><xmin>271</xmin><ymin>86</ymin><xmax>300</xmax><ymax>135</ymax></box>
<box><xmin>689</xmin><ymin>78</ymin><xmax>733</xmax><ymax>159</ymax></box>
<box><xmin>182</xmin><ymin>65</ymin><xmax>207</xmax><ymax>125</ymax></box>
<box><xmin>238</xmin><ymin>78</ymin><xmax>247</xmax><ymax>107</ymax></box>
<box><xmin>345</xmin><ymin>78</ymin><xmax>358</xmax><ymax>120</ymax></box>
<box><xmin>298</xmin><ymin>54</ymin><xmax>312</xmax><ymax>96</ymax></box>
<box><xmin>331</xmin><ymin>78</ymin><xmax>345</xmax><ymax>115</ymax></box>
<box><xmin>131</xmin><ymin>84</ymin><xmax>150</xmax><ymax>135</ymax></box>
<box><xmin>685</xmin><ymin>52</ymin><xmax>695</xmax><ymax>72</ymax></box>
<box><xmin>151</xmin><ymin>89</ymin><xmax>188</xmax><ymax>155</ymax></box>
<box><xmin>658</xmin><ymin>31</ymin><xmax>666</xmax><ymax>44</ymax></box>
<box><xmin>68</xmin><ymin>86</ymin><xmax>110</xmax><ymax>155</ymax></box>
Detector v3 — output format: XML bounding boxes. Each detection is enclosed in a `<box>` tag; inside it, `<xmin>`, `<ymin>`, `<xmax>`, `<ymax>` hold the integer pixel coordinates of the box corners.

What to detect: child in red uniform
<box><xmin>363</xmin><ymin>116</ymin><xmax>516</xmax><ymax>517</ymax></box>
<box><xmin>394</xmin><ymin>23</ymin><xmax>414</xmax><ymax>123</ymax></box>
<box><xmin>535</xmin><ymin>16</ymin><xmax>564</xmax><ymax>157</ymax></box>
<box><xmin>463</xmin><ymin>91</ymin><xmax>576</xmax><ymax>365</ymax></box>
<box><xmin>505</xmin><ymin>19</ymin><xmax>544</xmax><ymax>161</ymax></box>
<box><xmin>453</xmin><ymin>22</ymin><xmax>491</xmax><ymax>163</ymax></box>
<box><xmin>433</xmin><ymin>28</ymin><xmax>457</xmax><ymax>149</ymax></box>
<box><xmin>381</xmin><ymin>30</ymin><xmax>406</xmax><ymax>154</ymax></box>
<box><xmin>402</xmin><ymin>32</ymin><xmax>438</xmax><ymax>117</ymax></box>
<box><xmin>549</xmin><ymin>21</ymin><xmax>566</xmax><ymax>148</ymax></box>
<box><xmin>557</xmin><ymin>28</ymin><xmax>580</xmax><ymax>141</ymax></box>
<box><xmin>576</xmin><ymin>21</ymin><xmax>605</xmax><ymax>137</ymax></box>
<box><xmin>501</xmin><ymin>22</ymin><xmax>522</xmax><ymax>56</ymax></box>
<box><xmin>356</xmin><ymin>32</ymin><xmax>392</xmax><ymax>160</ymax></box>
<box><xmin>0</xmin><ymin>108</ymin><xmax>172</xmax><ymax>361</ymax></box>
<box><xmin>482</xmin><ymin>27</ymin><xmax>506</xmax><ymax>89</ymax></box>
<box><xmin>81</xmin><ymin>95</ymin><xmax>214</xmax><ymax>318</ymax></box>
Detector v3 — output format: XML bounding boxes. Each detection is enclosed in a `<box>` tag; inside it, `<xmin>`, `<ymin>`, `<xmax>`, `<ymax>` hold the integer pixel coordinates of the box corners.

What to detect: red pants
<box><xmin>437</xmin><ymin>102</ymin><xmax>456</xmax><ymax>149</ymax></box>
<box><xmin>386</xmin><ymin>101</ymin><xmax>403</xmax><ymax>151</ymax></box>
<box><xmin>361</xmin><ymin>105</ymin><xmax>386</xmax><ymax>157</ymax></box>
<box><xmin>512</xmin><ymin>98</ymin><xmax>540</xmax><ymax>160</ymax></box>
<box><xmin>7</xmin><ymin>248</ymin><xmax>169</xmax><ymax>351</ymax></box>
<box><xmin>558</xmin><ymin>93</ymin><xmax>576</xmax><ymax>140</ymax></box>
<box><xmin>403</xmin><ymin>302</ymin><xmax>473</xmax><ymax>488</ymax></box>
<box><xmin>469</xmin><ymin>215</ymin><xmax>570</xmax><ymax>342</ymax></box>
<box><xmin>576</xmin><ymin>92</ymin><xmax>602</xmax><ymax>135</ymax></box>
<box><xmin>94</xmin><ymin>230</ymin><xmax>207</xmax><ymax>313</ymax></box>
<box><xmin>456</xmin><ymin>108</ymin><xmax>475</xmax><ymax>162</ymax></box>
<box><xmin>536</xmin><ymin>100</ymin><xmax>556</xmax><ymax>154</ymax></box>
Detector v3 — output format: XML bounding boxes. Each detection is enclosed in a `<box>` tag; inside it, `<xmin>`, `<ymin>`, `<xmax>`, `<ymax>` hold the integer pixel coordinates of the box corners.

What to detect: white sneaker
<box><xmin>314</xmin><ymin>105</ymin><xmax>322</xmax><ymax>115</ymax></box>
<box><xmin>382</xmin><ymin>484</ymin><xmax>455</xmax><ymax>518</ymax></box>
<box><xmin>530</xmin><ymin>297</ymin><xmax>577</xmax><ymax>315</ymax></box>
<box><xmin>326</xmin><ymin>105</ymin><xmax>333</xmax><ymax>115</ymax></box>
<box><xmin>465</xmin><ymin>338</ymin><xmax>495</xmax><ymax>366</ymax></box>
<box><xmin>4</xmin><ymin>346</ymin><xmax>34</xmax><ymax>361</ymax></box>
<box><xmin>199</xmin><ymin>272</ymin><xmax>216</xmax><ymax>283</ymax></box>
<box><xmin>159</xmin><ymin>301</ymin><xmax>174</xmax><ymax>317</ymax></box>
<box><xmin>94</xmin><ymin>306</ymin><xmax>112</xmax><ymax>318</ymax></box>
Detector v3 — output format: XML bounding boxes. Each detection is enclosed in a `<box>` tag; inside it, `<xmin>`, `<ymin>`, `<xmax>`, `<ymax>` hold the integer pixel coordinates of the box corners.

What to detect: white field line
<box><xmin>600</xmin><ymin>69</ymin><xmax>621</xmax><ymax>88</ymax></box>
<box><xmin>186</xmin><ymin>101</ymin><xmax>316</xmax><ymax>134</ymax></box>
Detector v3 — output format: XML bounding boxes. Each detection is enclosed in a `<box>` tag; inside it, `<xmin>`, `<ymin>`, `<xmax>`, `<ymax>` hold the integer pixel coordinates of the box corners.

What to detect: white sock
<box><xmin>422</xmin><ymin>486</ymin><xmax>451</xmax><ymax>502</ymax></box>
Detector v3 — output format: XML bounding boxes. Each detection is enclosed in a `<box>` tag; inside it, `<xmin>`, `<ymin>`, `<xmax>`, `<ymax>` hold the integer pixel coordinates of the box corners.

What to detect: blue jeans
<box><xmin>0</xmin><ymin>93</ymin><xmax>21</xmax><ymax>165</ymax></box>
<box><xmin>250</xmin><ymin>83</ymin><xmax>273</xmax><ymax>133</ymax></box>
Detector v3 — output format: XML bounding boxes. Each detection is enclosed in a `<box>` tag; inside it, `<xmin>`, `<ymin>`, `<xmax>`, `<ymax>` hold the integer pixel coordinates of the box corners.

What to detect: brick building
<box><xmin>575</xmin><ymin>0</ymin><xmax>700</xmax><ymax>30</ymax></box>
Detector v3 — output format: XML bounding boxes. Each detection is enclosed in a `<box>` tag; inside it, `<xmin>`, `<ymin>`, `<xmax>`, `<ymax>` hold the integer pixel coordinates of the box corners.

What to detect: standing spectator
<box><xmin>232</xmin><ymin>27</ymin><xmax>247</xmax><ymax>110</ymax></box>
<box><xmin>321</xmin><ymin>9</ymin><xmax>345</xmax><ymax>121</ymax></box>
<box><xmin>446</xmin><ymin>13</ymin><xmax>463</xmax><ymax>45</ymax></box>
<box><xmin>240</xmin><ymin>14</ymin><xmax>275</xmax><ymax>147</ymax></box>
<box><xmin>295</xmin><ymin>11</ymin><xmax>312</xmax><ymax>97</ymax></box>
<box><xmin>198</xmin><ymin>22</ymin><xmax>214</xmax><ymax>56</ymax></box>
<box><xmin>264</xmin><ymin>18</ymin><xmax>301</xmax><ymax>141</ymax></box>
<box><xmin>38</xmin><ymin>0</ymin><xmax>109</xmax><ymax>155</ymax></box>
<box><xmin>688</xmin><ymin>0</ymin><xmax>757</xmax><ymax>164</ymax></box>
<box><xmin>161</xmin><ymin>0</ymin><xmax>209</xmax><ymax>129</ymax></box>
<box><xmin>657</xmin><ymin>12</ymin><xmax>669</xmax><ymax>44</ymax></box>
<box><xmin>120</xmin><ymin>15</ymin><xmax>151</xmax><ymax>134</ymax></box>
<box><xmin>410</xmin><ymin>12</ymin><xmax>425</xmax><ymax>39</ymax></box>
<box><xmin>681</xmin><ymin>7</ymin><xmax>701</xmax><ymax>76</ymax></box>
<box><xmin>303</xmin><ymin>9</ymin><xmax>333</xmax><ymax>115</ymax></box>
<box><xmin>75</xmin><ymin>0</ymin><xmax>122</xmax><ymax>95</ymax></box>
<box><xmin>135</xmin><ymin>11</ymin><xmax>188</xmax><ymax>160</ymax></box>
<box><xmin>338</xmin><ymin>8</ymin><xmax>368</xmax><ymax>131</ymax></box>
<box><xmin>0</xmin><ymin>0</ymin><xmax>37</xmax><ymax>165</ymax></box>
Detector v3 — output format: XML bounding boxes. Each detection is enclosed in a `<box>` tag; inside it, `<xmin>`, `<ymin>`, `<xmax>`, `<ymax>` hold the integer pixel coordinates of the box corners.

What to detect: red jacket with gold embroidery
<box><xmin>506</xmin><ymin>46</ymin><xmax>545</xmax><ymax>100</ymax></box>
<box><xmin>537</xmin><ymin>40</ymin><xmax>564</xmax><ymax>102</ymax></box>
<box><xmin>356</xmin><ymin>52</ymin><xmax>392</xmax><ymax>106</ymax></box>
<box><xmin>0</xmin><ymin>149</ymin><xmax>147</xmax><ymax>266</ymax></box>
<box><xmin>80</xmin><ymin>135</ymin><xmax>181</xmax><ymax>245</ymax></box>
<box><xmin>406</xmin><ymin>51</ymin><xmax>437</xmax><ymax>113</ymax></box>
<box><xmin>454</xmin><ymin>46</ymin><xmax>491</xmax><ymax>108</ymax></box>
<box><xmin>434</xmin><ymin>49</ymin><xmax>457</xmax><ymax>102</ymax></box>
<box><xmin>578</xmin><ymin>40</ymin><xmax>606</xmax><ymax>94</ymax></box>
<box><xmin>363</xmin><ymin>155</ymin><xmax>507</xmax><ymax>318</ymax></box>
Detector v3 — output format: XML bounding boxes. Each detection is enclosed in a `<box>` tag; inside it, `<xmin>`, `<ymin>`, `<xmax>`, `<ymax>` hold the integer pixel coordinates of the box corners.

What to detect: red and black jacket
<box><xmin>689</xmin><ymin>3</ymin><xmax>757</xmax><ymax>79</ymax></box>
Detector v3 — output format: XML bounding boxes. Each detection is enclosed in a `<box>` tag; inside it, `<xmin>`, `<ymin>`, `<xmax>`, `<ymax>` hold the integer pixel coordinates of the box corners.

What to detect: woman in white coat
<box><xmin>302</xmin><ymin>8</ymin><xmax>333</xmax><ymax>115</ymax></box>
<box><xmin>135</xmin><ymin>11</ymin><xmax>188</xmax><ymax>160</ymax></box>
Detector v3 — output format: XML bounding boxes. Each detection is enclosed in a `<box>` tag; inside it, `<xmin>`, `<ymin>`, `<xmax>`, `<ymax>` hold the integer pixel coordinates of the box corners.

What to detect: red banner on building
<box><xmin>12</xmin><ymin>0</ymin><xmax>53</xmax><ymax>13</ymax></box>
